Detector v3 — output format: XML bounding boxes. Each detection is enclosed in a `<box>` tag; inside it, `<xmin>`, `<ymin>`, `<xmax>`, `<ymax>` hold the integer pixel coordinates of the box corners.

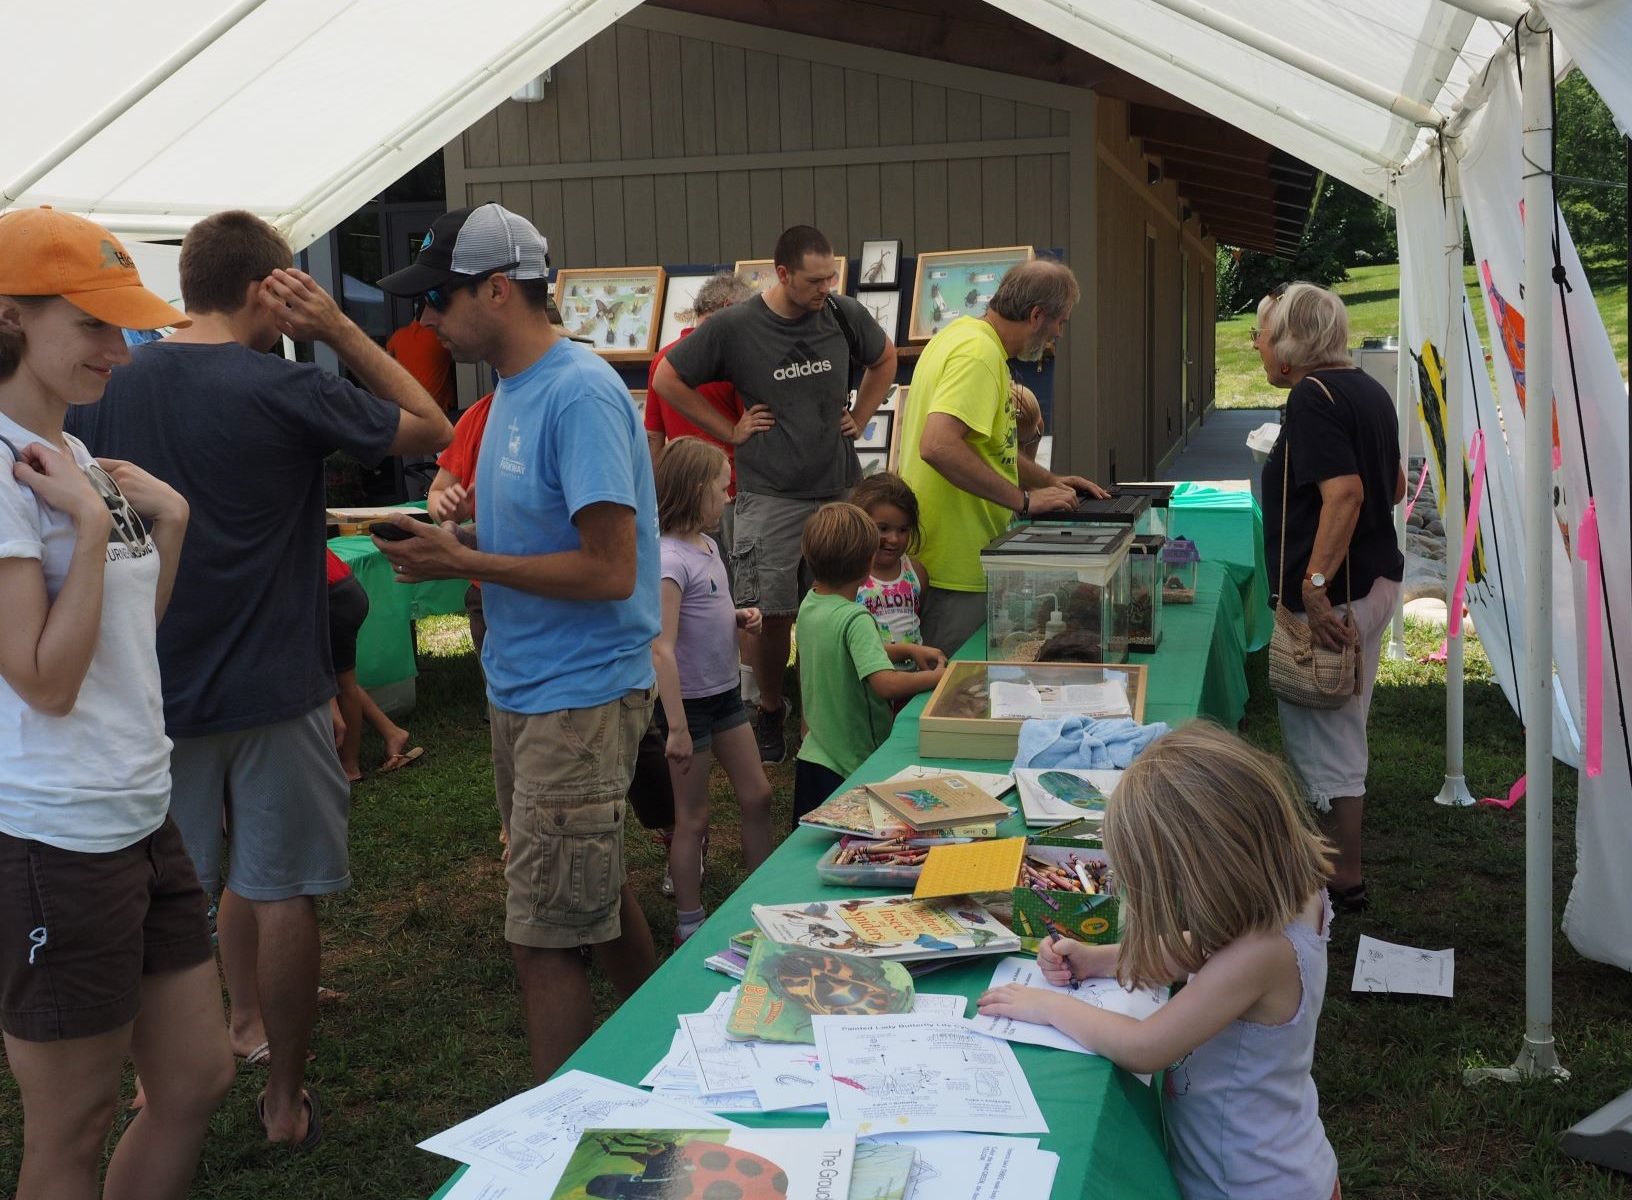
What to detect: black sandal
<box><xmin>1328</xmin><ymin>880</ymin><xmax>1370</xmax><ymax>913</ymax></box>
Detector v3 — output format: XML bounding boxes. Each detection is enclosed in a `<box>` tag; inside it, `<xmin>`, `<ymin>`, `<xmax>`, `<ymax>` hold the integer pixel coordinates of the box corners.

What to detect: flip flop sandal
<box><xmin>256</xmin><ymin>1088</ymin><xmax>322</xmax><ymax>1153</ymax></box>
<box><xmin>377</xmin><ymin>746</ymin><xmax>425</xmax><ymax>774</ymax></box>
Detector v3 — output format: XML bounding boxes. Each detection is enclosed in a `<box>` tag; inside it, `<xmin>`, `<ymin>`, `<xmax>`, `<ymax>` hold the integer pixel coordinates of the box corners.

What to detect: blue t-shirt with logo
<box><xmin>475</xmin><ymin>339</ymin><xmax>659</xmax><ymax>714</ymax></box>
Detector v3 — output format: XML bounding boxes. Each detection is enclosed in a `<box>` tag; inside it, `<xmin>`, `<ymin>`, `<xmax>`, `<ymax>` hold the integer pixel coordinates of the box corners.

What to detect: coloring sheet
<box><xmin>810</xmin><ymin>1015</ymin><xmax>1048</xmax><ymax>1135</ymax></box>
<box><xmin>1352</xmin><ymin>935</ymin><xmax>1455</xmax><ymax>997</ymax></box>
<box><xmin>964</xmin><ymin>956</ymin><xmax>1168</xmax><ymax>1058</ymax></box>
<box><xmin>856</xmin><ymin>1132</ymin><xmax>1059</xmax><ymax>1200</ymax></box>
<box><xmin>418</xmin><ymin>1070</ymin><xmax>736</xmax><ymax>1189</ymax></box>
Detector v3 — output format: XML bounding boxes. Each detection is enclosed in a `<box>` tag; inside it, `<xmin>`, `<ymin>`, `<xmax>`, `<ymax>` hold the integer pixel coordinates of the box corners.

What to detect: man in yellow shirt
<box><xmin>898</xmin><ymin>259</ymin><xmax>1106</xmax><ymax>653</ymax></box>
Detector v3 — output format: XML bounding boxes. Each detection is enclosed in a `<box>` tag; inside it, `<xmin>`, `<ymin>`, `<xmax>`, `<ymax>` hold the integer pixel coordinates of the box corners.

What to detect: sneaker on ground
<box><xmin>755</xmin><ymin>702</ymin><xmax>788</xmax><ymax>764</ymax></box>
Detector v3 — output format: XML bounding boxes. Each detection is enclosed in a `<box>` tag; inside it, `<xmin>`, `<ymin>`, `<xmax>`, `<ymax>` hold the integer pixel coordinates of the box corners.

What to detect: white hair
<box><xmin>1265</xmin><ymin>281</ymin><xmax>1351</xmax><ymax>371</ymax></box>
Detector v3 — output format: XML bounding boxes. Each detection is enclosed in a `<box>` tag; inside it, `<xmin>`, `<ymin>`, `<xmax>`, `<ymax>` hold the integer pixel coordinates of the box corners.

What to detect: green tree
<box><xmin>1215</xmin><ymin>177</ymin><xmax>1395</xmax><ymax>313</ymax></box>
<box><xmin>1554</xmin><ymin>68</ymin><xmax>1627</xmax><ymax>262</ymax></box>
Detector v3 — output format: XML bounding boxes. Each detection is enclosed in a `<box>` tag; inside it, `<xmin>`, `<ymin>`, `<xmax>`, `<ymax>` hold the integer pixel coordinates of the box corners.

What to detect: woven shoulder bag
<box><xmin>1267</xmin><ymin>377</ymin><xmax>1359</xmax><ymax>709</ymax></box>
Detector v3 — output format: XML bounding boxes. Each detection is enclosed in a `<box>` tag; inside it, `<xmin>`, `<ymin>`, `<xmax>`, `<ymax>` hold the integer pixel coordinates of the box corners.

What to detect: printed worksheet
<box><xmin>965</xmin><ymin>956</ymin><xmax>1168</xmax><ymax>1057</ymax></box>
<box><xmin>810</xmin><ymin>1015</ymin><xmax>1048</xmax><ymax>1135</ymax></box>
<box><xmin>989</xmin><ymin>680</ymin><xmax>1131</xmax><ymax>719</ymax></box>
<box><xmin>857</xmin><ymin>1132</ymin><xmax>1059</xmax><ymax>1200</ymax></box>
<box><xmin>418</xmin><ymin>1070</ymin><xmax>736</xmax><ymax>1189</ymax></box>
<box><xmin>1352</xmin><ymin>935</ymin><xmax>1455</xmax><ymax>997</ymax></box>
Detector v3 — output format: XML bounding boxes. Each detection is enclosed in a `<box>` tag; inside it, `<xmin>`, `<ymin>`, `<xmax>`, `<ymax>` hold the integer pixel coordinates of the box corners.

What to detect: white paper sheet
<box><xmin>857</xmin><ymin>1132</ymin><xmax>1059</xmax><ymax>1200</ymax></box>
<box><xmin>417</xmin><ymin>1070</ymin><xmax>737</xmax><ymax>1189</ymax></box>
<box><xmin>989</xmin><ymin>681</ymin><xmax>1131</xmax><ymax>720</ymax></box>
<box><xmin>879</xmin><ymin>764</ymin><xmax>1016</xmax><ymax>797</ymax></box>
<box><xmin>1352</xmin><ymin>935</ymin><xmax>1455</xmax><ymax>997</ymax></box>
<box><xmin>810</xmin><ymin>1015</ymin><xmax>1048</xmax><ymax>1135</ymax></box>
<box><xmin>965</xmin><ymin>956</ymin><xmax>1168</xmax><ymax>1058</ymax></box>
<box><xmin>436</xmin><ymin>1168</ymin><xmax>516</xmax><ymax>1200</ymax></box>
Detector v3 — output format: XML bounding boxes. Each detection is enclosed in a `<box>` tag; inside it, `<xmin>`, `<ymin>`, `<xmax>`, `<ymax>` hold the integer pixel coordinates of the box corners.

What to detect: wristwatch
<box><xmin>1304</xmin><ymin>571</ymin><xmax>1327</xmax><ymax>589</ymax></box>
<box><xmin>1017</xmin><ymin>489</ymin><xmax>1031</xmax><ymax>518</ymax></box>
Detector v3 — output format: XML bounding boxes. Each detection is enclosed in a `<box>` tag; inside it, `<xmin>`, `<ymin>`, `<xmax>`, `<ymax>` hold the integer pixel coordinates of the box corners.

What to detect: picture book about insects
<box><xmin>864</xmin><ymin>773</ymin><xmax>1011</xmax><ymax>832</ymax></box>
<box><xmin>1013</xmin><ymin>768</ymin><xmax>1122</xmax><ymax>826</ymax></box>
<box><xmin>548</xmin><ymin>1126</ymin><xmax>855</xmax><ymax>1200</ymax></box>
<box><xmin>750</xmin><ymin>895</ymin><xmax>1019</xmax><ymax>963</ymax></box>
<box><xmin>725</xmin><ymin>938</ymin><xmax>915</xmax><ymax>1044</ymax></box>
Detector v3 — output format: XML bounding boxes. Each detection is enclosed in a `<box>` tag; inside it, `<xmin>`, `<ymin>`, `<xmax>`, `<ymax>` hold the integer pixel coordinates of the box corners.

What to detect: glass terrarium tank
<box><xmin>1115</xmin><ymin>482</ymin><xmax>1175</xmax><ymax>537</ymax></box>
<box><xmin>1126</xmin><ymin>534</ymin><xmax>1166</xmax><ymax>653</ymax></box>
<box><xmin>980</xmin><ymin>524</ymin><xmax>1132</xmax><ymax>663</ymax></box>
<box><xmin>920</xmin><ymin>661</ymin><xmax>1151</xmax><ymax>760</ymax></box>
<box><xmin>1160</xmin><ymin>536</ymin><xmax>1200</xmax><ymax>604</ymax></box>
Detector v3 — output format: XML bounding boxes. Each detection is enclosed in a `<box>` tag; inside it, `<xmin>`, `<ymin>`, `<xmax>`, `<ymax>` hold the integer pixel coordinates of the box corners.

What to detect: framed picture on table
<box><xmin>856</xmin><ymin>410</ymin><xmax>892</xmax><ymax>451</ymax></box>
<box><xmin>886</xmin><ymin>386</ymin><xmax>912</xmax><ymax>471</ymax></box>
<box><xmin>553</xmin><ymin>266</ymin><xmax>667</xmax><ymax>360</ymax></box>
<box><xmin>735</xmin><ymin>257</ymin><xmax>848</xmax><ymax>295</ymax></box>
<box><xmin>908</xmin><ymin>246</ymin><xmax>1035</xmax><ymax>342</ymax></box>
<box><xmin>857</xmin><ymin>239</ymin><xmax>902</xmax><ymax>289</ymax></box>
<box><xmin>657</xmin><ymin>272</ymin><xmax>714</xmax><ymax>350</ymax></box>
<box><xmin>855</xmin><ymin>291</ymin><xmax>901</xmax><ymax>342</ymax></box>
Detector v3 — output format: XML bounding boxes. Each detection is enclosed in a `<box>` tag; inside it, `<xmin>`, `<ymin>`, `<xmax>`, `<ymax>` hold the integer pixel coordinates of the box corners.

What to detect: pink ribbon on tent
<box><xmin>1580</xmin><ymin>499</ymin><xmax>1603</xmax><ymax>778</ymax></box>
<box><xmin>1402</xmin><ymin>463</ymin><xmax>1432</xmax><ymax>523</ymax></box>
<box><xmin>1480</xmin><ymin>776</ymin><xmax>1525</xmax><ymax>809</ymax></box>
<box><xmin>1448</xmin><ymin>431</ymin><xmax>1487</xmax><ymax>641</ymax></box>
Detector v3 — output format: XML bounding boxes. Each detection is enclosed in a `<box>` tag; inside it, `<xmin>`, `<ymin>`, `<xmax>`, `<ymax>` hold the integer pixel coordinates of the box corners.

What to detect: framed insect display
<box><xmin>657</xmin><ymin>272</ymin><xmax>714</xmax><ymax>350</ymax></box>
<box><xmin>552</xmin><ymin>266</ymin><xmax>667</xmax><ymax>360</ymax></box>
<box><xmin>857</xmin><ymin>239</ymin><xmax>901</xmax><ymax>289</ymax></box>
<box><xmin>735</xmin><ymin>256</ymin><xmax>849</xmax><ymax>295</ymax></box>
<box><xmin>887</xmin><ymin>386</ymin><xmax>912</xmax><ymax>471</ymax></box>
<box><xmin>628</xmin><ymin>389</ymin><xmax>648</xmax><ymax>422</ymax></box>
<box><xmin>856</xmin><ymin>410</ymin><xmax>892</xmax><ymax>451</ymax></box>
<box><xmin>856</xmin><ymin>291</ymin><xmax>900</xmax><ymax>342</ymax></box>
<box><xmin>857</xmin><ymin>449</ymin><xmax>888</xmax><ymax>478</ymax></box>
<box><xmin>908</xmin><ymin>246</ymin><xmax>1035</xmax><ymax>342</ymax></box>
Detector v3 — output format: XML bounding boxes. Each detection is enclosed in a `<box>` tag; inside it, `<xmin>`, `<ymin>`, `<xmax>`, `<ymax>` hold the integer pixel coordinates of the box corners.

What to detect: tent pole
<box><xmin>1138</xmin><ymin>0</ymin><xmax>1445</xmax><ymax>128</ymax></box>
<box><xmin>1465</xmin><ymin>9</ymin><xmax>1567</xmax><ymax>1087</ymax></box>
<box><xmin>1435</xmin><ymin>0</ymin><xmax>1530</xmax><ymax>23</ymax></box>
<box><xmin>1388</xmin><ymin>278</ymin><xmax>1410</xmax><ymax>662</ymax></box>
<box><xmin>1435</xmin><ymin>157</ymin><xmax>1475</xmax><ymax>807</ymax></box>
<box><xmin>2</xmin><ymin>0</ymin><xmax>271</xmax><ymax>205</ymax></box>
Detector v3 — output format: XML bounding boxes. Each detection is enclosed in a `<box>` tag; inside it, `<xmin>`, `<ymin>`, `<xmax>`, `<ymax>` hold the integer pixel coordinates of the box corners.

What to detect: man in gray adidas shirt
<box><xmin>654</xmin><ymin>225</ymin><xmax>895</xmax><ymax>764</ymax></box>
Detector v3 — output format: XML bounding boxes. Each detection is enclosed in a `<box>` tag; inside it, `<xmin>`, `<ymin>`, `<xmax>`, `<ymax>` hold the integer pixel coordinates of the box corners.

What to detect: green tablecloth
<box><xmin>1169</xmin><ymin>483</ymin><xmax>1273</xmax><ymax>653</ymax></box>
<box><xmin>329</xmin><ymin>536</ymin><xmax>468</xmax><ymax>688</ymax></box>
<box><xmin>429</xmin><ymin>564</ymin><xmax>1252</xmax><ymax>1200</ymax></box>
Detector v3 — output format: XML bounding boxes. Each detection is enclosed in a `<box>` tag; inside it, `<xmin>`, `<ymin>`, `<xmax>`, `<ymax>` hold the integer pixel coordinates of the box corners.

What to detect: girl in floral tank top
<box><xmin>851</xmin><ymin>473</ymin><xmax>936</xmax><ymax>661</ymax></box>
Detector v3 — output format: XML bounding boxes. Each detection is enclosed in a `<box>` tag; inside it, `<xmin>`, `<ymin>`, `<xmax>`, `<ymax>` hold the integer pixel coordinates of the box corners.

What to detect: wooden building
<box><xmin>434</xmin><ymin>1</ymin><xmax>1314</xmax><ymax>479</ymax></box>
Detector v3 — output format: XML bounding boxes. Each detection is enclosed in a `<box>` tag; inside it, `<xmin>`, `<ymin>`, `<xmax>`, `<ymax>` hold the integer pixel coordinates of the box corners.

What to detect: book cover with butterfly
<box><xmin>750</xmin><ymin>895</ymin><xmax>1018</xmax><ymax>963</ymax></box>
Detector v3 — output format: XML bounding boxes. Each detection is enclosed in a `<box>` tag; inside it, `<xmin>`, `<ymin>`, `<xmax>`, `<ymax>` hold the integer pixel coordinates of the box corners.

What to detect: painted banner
<box><xmin>1458</xmin><ymin>62</ymin><xmax>1632</xmax><ymax>972</ymax></box>
<box><xmin>1393</xmin><ymin>152</ymin><xmax>1575</xmax><ymax>762</ymax></box>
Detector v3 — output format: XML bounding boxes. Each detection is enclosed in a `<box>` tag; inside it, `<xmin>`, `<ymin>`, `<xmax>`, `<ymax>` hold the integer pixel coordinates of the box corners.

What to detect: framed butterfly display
<box><xmin>552</xmin><ymin>266</ymin><xmax>668</xmax><ymax>360</ymax></box>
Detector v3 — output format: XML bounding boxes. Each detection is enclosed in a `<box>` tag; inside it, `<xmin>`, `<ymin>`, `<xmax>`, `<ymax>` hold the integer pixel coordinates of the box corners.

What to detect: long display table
<box><xmin>429</xmin><ymin>559</ymin><xmax>1256</xmax><ymax>1199</ymax></box>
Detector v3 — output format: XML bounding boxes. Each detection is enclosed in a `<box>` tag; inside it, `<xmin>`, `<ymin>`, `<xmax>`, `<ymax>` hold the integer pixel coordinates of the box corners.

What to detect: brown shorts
<box><xmin>0</xmin><ymin>816</ymin><xmax>213</xmax><ymax>1042</ymax></box>
<box><xmin>491</xmin><ymin>689</ymin><xmax>653</xmax><ymax>949</ymax></box>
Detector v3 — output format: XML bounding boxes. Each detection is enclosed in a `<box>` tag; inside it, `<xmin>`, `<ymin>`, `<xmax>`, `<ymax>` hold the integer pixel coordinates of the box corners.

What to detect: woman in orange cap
<box><xmin>0</xmin><ymin>208</ymin><xmax>233</xmax><ymax>1199</ymax></box>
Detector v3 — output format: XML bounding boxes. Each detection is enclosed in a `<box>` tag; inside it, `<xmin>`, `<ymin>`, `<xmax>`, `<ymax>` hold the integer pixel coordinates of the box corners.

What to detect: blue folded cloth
<box><xmin>1012</xmin><ymin>716</ymin><xmax>1171</xmax><ymax>771</ymax></box>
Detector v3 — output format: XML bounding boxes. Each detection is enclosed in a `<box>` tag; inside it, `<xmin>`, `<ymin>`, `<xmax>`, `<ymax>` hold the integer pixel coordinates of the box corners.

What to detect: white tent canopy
<box><xmin>0</xmin><ymin>0</ymin><xmax>1575</xmax><ymax>247</ymax></box>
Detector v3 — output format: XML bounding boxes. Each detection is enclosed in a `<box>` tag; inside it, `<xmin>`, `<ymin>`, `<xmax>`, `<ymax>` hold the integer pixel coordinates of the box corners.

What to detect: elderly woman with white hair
<box><xmin>1257</xmin><ymin>281</ymin><xmax>1406</xmax><ymax>914</ymax></box>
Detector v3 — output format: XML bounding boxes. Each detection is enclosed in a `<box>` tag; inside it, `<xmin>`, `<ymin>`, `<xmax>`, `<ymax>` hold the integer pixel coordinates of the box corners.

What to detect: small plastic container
<box><xmin>1160</xmin><ymin>536</ymin><xmax>1201</xmax><ymax>604</ymax></box>
<box><xmin>1113</xmin><ymin>483</ymin><xmax>1175</xmax><ymax>538</ymax></box>
<box><xmin>981</xmin><ymin>524</ymin><xmax>1132</xmax><ymax>663</ymax></box>
<box><xmin>1126</xmin><ymin>534</ymin><xmax>1166</xmax><ymax>653</ymax></box>
<box><xmin>815</xmin><ymin>838</ymin><xmax>930</xmax><ymax>887</ymax></box>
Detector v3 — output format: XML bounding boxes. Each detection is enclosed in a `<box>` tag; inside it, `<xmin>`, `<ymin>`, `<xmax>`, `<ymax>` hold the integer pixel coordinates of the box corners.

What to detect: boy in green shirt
<box><xmin>794</xmin><ymin>503</ymin><xmax>947</xmax><ymax>820</ymax></box>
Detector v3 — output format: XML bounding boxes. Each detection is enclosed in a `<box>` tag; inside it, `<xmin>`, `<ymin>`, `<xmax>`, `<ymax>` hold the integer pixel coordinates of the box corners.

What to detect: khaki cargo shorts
<box><xmin>490</xmin><ymin>689</ymin><xmax>653</xmax><ymax>948</ymax></box>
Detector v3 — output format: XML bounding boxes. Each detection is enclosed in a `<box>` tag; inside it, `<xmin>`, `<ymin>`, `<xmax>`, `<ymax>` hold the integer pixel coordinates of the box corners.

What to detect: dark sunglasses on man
<box><xmin>421</xmin><ymin>263</ymin><xmax>519</xmax><ymax>313</ymax></box>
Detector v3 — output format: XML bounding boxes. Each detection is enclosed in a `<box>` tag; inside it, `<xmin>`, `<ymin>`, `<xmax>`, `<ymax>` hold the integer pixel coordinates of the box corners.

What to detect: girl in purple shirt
<box><xmin>652</xmin><ymin>438</ymin><xmax>773</xmax><ymax>944</ymax></box>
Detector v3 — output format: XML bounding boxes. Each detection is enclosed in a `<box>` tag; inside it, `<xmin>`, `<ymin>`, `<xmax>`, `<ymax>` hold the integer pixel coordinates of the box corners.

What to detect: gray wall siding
<box><xmin>443</xmin><ymin>8</ymin><xmax>1214</xmax><ymax>477</ymax></box>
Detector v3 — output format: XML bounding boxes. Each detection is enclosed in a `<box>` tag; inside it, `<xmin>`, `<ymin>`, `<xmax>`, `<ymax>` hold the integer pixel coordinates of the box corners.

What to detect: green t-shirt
<box><xmin>795</xmin><ymin>590</ymin><xmax>896</xmax><ymax>778</ymax></box>
<box><xmin>898</xmin><ymin>317</ymin><xmax>1016</xmax><ymax>591</ymax></box>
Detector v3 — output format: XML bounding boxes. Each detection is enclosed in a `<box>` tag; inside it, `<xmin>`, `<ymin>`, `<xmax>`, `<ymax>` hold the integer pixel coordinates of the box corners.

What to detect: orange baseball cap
<box><xmin>0</xmin><ymin>206</ymin><xmax>189</xmax><ymax>330</ymax></box>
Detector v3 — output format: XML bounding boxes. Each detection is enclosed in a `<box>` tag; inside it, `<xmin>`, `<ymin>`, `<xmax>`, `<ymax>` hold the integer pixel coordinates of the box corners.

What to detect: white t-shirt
<box><xmin>0</xmin><ymin>412</ymin><xmax>171</xmax><ymax>852</ymax></box>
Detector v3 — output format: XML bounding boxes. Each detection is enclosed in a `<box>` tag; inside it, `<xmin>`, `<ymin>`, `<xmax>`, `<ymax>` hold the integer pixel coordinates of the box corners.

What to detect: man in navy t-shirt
<box><xmin>375</xmin><ymin>204</ymin><xmax>660</xmax><ymax>1081</ymax></box>
<box><xmin>68</xmin><ymin>209</ymin><xmax>452</xmax><ymax>1147</ymax></box>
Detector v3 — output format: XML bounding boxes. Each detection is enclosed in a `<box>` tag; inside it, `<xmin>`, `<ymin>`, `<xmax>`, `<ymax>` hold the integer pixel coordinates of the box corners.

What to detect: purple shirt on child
<box><xmin>660</xmin><ymin>534</ymin><xmax>740</xmax><ymax>698</ymax></box>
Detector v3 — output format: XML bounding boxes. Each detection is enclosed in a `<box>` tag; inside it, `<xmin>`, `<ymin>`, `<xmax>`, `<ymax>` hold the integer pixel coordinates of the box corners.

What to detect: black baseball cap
<box><xmin>378</xmin><ymin>203</ymin><xmax>551</xmax><ymax>296</ymax></box>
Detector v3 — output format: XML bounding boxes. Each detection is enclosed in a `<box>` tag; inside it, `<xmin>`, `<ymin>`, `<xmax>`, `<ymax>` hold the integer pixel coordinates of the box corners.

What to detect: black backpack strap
<box><xmin>826</xmin><ymin>294</ymin><xmax>865</xmax><ymax>369</ymax></box>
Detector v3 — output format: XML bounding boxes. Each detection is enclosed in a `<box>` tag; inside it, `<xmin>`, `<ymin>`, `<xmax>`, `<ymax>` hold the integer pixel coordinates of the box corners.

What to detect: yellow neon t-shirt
<box><xmin>898</xmin><ymin>317</ymin><xmax>1016</xmax><ymax>592</ymax></box>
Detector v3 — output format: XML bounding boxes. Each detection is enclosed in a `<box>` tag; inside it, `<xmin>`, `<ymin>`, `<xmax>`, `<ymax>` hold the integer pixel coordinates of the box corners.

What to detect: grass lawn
<box><xmin>1215</xmin><ymin>257</ymin><xmax>1629</xmax><ymax>409</ymax></box>
<box><xmin>2</xmin><ymin>617</ymin><xmax>1630</xmax><ymax>1199</ymax></box>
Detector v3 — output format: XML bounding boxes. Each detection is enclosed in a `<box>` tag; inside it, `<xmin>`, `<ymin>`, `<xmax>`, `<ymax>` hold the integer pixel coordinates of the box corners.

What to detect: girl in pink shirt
<box><xmin>851</xmin><ymin>472</ymin><xmax>937</xmax><ymax>662</ymax></box>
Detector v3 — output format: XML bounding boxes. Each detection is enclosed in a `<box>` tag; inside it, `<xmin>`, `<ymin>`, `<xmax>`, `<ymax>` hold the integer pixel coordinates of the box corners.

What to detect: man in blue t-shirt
<box><xmin>376</xmin><ymin>204</ymin><xmax>660</xmax><ymax>1081</ymax></box>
